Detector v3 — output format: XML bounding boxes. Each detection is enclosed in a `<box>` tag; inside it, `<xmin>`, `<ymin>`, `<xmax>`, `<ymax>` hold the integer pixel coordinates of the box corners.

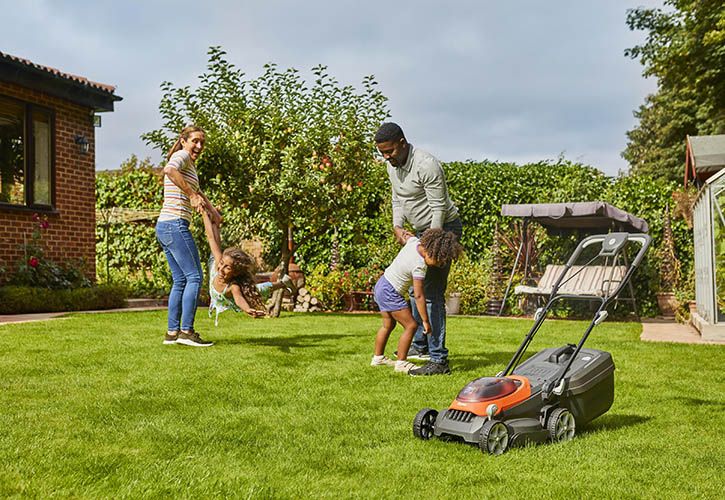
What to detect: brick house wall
<box><xmin>0</xmin><ymin>80</ymin><xmax>97</xmax><ymax>282</ymax></box>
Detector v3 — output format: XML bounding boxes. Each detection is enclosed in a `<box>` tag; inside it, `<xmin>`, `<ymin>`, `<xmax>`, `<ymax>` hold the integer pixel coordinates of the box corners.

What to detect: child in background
<box><xmin>202</xmin><ymin>211</ymin><xmax>296</xmax><ymax>325</ymax></box>
<box><xmin>372</xmin><ymin>228</ymin><xmax>463</xmax><ymax>373</ymax></box>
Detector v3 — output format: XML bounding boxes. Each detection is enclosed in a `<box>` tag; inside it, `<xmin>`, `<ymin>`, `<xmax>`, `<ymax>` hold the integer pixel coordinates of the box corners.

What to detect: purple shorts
<box><xmin>374</xmin><ymin>276</ymin><xmax>409</xmax><ymax>312</ymax></box>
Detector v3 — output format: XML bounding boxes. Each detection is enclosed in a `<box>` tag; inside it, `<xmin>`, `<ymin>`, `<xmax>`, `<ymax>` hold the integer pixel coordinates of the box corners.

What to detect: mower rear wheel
<box><xmin>548</xmin><ymin>407</ymin><xmax>576</xmax><ymax>442</ymax></box>
<box><xmin>479</xmin><ymin>420</ymin><xmax>511</xmax><ymax>455</ymax></box>
<box><xmin>413</xmin><ymin>408</ymin><xmax>438</xmax><ymax>440</ymax></box>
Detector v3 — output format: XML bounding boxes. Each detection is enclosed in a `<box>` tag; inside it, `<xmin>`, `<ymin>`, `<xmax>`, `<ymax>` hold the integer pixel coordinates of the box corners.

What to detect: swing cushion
<box><xmin>514</xmin><ymin>265</ymin><xmax>627</xmax><ymax>297</ymax></box>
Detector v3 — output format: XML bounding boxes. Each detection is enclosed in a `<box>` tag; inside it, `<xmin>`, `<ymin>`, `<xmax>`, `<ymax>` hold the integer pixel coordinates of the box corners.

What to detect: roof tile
<box><xmin>0</xmin><ymin>50</ymin><xmax>117</xmax><ymax>94</ymax></box>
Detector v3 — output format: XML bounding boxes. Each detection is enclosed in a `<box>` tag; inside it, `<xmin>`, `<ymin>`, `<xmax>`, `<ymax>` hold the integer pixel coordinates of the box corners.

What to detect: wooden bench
<box><xmin>514</xmin><ymin>265</ymin><xmax>627</xmax><ymax>298</ymax></box>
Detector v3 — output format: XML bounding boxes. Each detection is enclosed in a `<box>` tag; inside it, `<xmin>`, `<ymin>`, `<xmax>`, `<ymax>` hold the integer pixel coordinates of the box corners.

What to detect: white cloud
<box><xmin>1</xmin><ymin>0</ymin><xmax>664</xmax><ymax>174</ymax></box>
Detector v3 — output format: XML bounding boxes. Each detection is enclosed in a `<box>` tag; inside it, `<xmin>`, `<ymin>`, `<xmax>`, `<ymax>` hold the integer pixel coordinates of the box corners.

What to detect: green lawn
<box><xmin>1</xmin><ymin>311</ymin><xmax>723</xmax><ymax>499</ymax></box>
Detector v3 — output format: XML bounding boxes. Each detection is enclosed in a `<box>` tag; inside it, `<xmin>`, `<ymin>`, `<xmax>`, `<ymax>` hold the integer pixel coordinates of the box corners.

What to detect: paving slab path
<box><xmin>0</xmin><ymin>306</ymin><xmax>165</xmax><ymax>325</ymax></box>
<box><xmin>640</xmin><ymin>317</ymin><xmax>725</xmax><ymax>345</ymax></box>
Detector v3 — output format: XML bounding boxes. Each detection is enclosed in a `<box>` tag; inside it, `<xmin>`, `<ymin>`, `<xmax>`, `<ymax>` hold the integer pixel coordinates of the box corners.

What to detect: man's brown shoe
<box><xmin>163</xmin><ymin>331</ymin><xmax>179</xmax><ymax>345</ymax></box>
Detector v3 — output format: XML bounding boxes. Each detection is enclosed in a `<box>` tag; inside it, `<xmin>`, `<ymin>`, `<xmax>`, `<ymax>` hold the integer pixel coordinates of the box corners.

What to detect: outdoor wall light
<box><xmin>74</xmin><ymin>134</ymin><xmax>89</xmax><ymax>154</ymax></box>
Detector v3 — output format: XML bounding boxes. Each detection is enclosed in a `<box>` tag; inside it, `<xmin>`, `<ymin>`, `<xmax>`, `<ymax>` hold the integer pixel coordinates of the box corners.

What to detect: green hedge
<box><xmin>0</xmin><ymin>285</ymin><xmax>128</xmax><ymax>314</ymax></box>
<box><xmin>445</xmin><ymin>161</ymin><xmax>689</xmax><ymax>316</ymax></box>
<box><xmin>96</xmin><ymin>157</ymin><xmax>691</xmax><ymax>316</ymax></box>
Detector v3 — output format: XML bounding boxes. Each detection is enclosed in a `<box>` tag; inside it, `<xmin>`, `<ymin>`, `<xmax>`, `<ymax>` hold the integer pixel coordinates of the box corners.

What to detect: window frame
<box><xmin>0</xmin><ymin>93</ymin><xmax>56</xmax><ymax>213</ymax></box>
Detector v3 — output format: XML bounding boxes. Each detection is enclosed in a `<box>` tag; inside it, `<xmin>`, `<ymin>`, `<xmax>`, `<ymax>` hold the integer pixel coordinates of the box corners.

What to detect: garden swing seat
<box><xmin>514</xmin><ymin>264</ymin><xmax>627</xmax><ymax>298</ymax></box>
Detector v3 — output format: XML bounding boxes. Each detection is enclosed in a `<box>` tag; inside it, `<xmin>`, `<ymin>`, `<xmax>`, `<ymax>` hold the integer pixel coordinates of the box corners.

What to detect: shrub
<box><xmin>305</xmin><ymin>264</ymin><xmax>384</xmax><ymax>311</ymax></box>
<box><xmin>447</xmin><ymin>255</ymin><xmax>492</xmax><ymax>315</ymax></box>
<box><xmin>97</xmin><ymin>152</ymin><xmax>692</xmax><ymax>317</ymax></box>
<box><xmin>103</xmin><ymin>268</ymin><xmax>170</xmax><ymax>299</ymax></box>
<box><xmin>96</xmin><ymin>156</ymin><xmax>169</xmax><ymax>290</ymax></box>
<box><xmin>304</xmin><ymin>264</ymin><xmax>348</xmax><ymax>310</ymax></box>
<box><xmin>10</xmin><ymin>213</ymin><xmax>92</xmax><ymax>289</ymax></box>
<box><xmin>0</xmin><ymin>285</ymin><xmax>128</xmax><ymax>314</ymax></box>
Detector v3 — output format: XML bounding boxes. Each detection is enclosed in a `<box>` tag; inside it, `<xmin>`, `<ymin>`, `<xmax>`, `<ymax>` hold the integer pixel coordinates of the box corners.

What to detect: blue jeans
<box><xmin>156</xmin><ymin>218</ymin><xmax>202</xmax><ymax>331</ymax></box>
<box><xmin>410</xmin><ymin>218</ymin><xmax>463</xmax><ymax>363</ymax></box>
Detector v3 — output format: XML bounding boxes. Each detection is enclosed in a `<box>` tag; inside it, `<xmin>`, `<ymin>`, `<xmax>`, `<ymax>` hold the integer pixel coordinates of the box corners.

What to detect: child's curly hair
<box><xmin>221</xmin><ymin>247</ymin><xmax>267</xmax><ymax>311</ymax></box>
<box><xmin>419</xmin><ymin>228</ymin><xmax>464</xmax><ymax>266</ymax></box>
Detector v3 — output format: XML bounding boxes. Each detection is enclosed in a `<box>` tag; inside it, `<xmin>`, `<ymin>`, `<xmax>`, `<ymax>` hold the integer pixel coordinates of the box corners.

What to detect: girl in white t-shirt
<box><xmin>372</xmin><ymin>228</ymin><xmax>463</xmax><ymax>373</ymax></box>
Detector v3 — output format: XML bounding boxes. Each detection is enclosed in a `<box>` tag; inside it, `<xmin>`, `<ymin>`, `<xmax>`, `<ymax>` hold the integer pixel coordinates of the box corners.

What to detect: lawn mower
<box><xmin>413</xmin><ymin>232</ymin><xmax>651</xmax><ymax>455</ymax></box>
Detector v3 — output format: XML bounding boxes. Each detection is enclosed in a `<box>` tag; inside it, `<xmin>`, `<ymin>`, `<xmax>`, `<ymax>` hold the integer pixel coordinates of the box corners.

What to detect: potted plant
<box><xmin>485</xmin><ymin>227</ymin><xmax>505</xmax><ymax>315</ymax></box>
<box><xmin>656</xmin><ymin>205</ymin><xmax>681</xmax><ymax>317</ymax></box>
<box><xmin>446</xmin><ymin>291</ymin><xmax>462</xmax><ymax>315</ymax></box>
<box><xmin>672</xmin><ymin>263</ymin><xmax>696</xmax><ymax>322</ymax></box>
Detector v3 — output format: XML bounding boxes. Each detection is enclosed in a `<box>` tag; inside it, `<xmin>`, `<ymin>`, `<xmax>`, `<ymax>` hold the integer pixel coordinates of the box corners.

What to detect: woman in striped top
<box><xmin>155</xmin><ymin>125</ymin><xmax>220</xmax><ymax>347</ymax></box>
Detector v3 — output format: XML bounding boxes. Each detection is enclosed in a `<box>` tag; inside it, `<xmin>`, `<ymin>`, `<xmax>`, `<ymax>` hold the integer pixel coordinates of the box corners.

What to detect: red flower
<box><xmin>40</xmin><ymin>220</ymin><xmax>49</xmax><ymax>229</ymax></box>
<box><xmin>28</xmin><ymin>256</ymin><xmax>39</xmax><ymax>268</ymax></box>
<box><xmin>357</xmin><ymin>181</ymin><xmax>363</xmax><ymax>187</ymax></box>
<box><xmin>32</xmin><ymin>213</ymin><xmax>40</xmax><ymax>222</ymax></box>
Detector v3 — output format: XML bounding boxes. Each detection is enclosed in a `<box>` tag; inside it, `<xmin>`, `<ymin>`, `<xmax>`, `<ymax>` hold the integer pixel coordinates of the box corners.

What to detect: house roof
<box><xmin>685</xmin><ymin>134</ymin><xmax>725</xmax><ymax>187</ymax></box>
<box><xmin>0</xmin><ymin>51</ymin><xmax>122</xmax><ymax>112</ymax></box>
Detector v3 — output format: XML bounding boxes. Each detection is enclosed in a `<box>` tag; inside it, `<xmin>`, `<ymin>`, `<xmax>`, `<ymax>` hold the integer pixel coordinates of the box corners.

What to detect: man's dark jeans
<box><xmin>410</xmin><ymin>218</ymin><xmax>463</xmax><ymax>363</ymax></box>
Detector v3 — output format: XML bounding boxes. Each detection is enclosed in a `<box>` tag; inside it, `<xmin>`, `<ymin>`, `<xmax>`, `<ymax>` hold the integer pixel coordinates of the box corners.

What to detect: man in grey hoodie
<box><xmin>375</xmin><ymin>122</ymin><xmax>463</xmax><ymax>376</ymax></box>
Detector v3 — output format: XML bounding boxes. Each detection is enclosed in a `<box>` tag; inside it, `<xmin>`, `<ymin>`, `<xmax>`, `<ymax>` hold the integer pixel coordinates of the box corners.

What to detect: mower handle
<box><xmin>566</xmin><ymin>232</ymin><xmax>651</xmax><ymax>268</ymax></box>
<box><xmin>502</xmin><ymin>232</ymin><xmax>651</xmax><ymax>381</ymax></box>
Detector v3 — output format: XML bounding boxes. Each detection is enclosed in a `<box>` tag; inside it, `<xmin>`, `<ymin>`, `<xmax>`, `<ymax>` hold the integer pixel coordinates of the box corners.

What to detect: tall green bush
<box><xmin>95</xmin><ymin>156</ymin><xmax>170</xmax><ymax>293</ymax></box>
<box><xmin>97</xmin><ymin>131</ymin><xmax>690</xmax><ymax>315</ymax></box>
<box><xmin>444</xmin><ymin>160</ymin><xmax>688</xmax><ymax>316</ymax></box>
<box><xmin>446</xmin><ymin>159</ymin><xmax>611</xmax><ymax>259</ymax></box>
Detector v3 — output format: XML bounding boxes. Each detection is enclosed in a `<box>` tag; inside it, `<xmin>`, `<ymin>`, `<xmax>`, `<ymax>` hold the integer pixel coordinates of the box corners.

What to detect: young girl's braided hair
<box><xmin>419</xmin><ymin>228</ymin><xmax>464</xmax><ymax>266</ymax></box>
<box><xmin>221</xmin><ymin>247</ymin><xmax>267</xmax><ymax>311</ymax></box>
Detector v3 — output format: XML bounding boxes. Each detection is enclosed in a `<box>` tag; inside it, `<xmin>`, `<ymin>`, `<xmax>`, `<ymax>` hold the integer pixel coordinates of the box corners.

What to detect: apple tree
<box><xmin>143</xmin><ymin>46</ymin><xmax>389</xmax><ymax>315</ymax></box>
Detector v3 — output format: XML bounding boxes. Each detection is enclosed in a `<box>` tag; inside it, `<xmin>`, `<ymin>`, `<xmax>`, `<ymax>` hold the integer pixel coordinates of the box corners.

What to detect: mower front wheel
<box><xmin>413</xmin><ymin>408</ymin><xmax>438</xmax><ymax>440</ymax></box>
<box><xmin>548</xmin><ymin>407</ymin><xmax>576</xmax><ymax>442</ymax></box>
<box><xmin>479</xmin><ymin>420</ymin><xmax>511</xmax><ymax>455</ymax></box>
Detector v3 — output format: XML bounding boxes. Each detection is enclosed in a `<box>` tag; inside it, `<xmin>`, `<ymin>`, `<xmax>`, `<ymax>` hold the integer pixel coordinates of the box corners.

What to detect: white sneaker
<box><xmin>370</xmin><ymin>355</ymin><xmax>396</xmax><ymax>367</ymax></box>
<box><xmin>395</xmin><ymin>360</ymin><xmax>417</xmax><ymax>373</ymax></box>
<box><xmin>281</xmin><ymin>274</ymin><xmax>297</xmax><ymax>294</ymax></box>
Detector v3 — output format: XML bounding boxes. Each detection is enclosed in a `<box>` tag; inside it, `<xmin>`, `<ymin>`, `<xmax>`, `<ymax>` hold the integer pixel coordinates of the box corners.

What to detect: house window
<box><xmin>0</xmin><ymin>95</ymin><xmax>54</xmax><ymax>209</ymax></box>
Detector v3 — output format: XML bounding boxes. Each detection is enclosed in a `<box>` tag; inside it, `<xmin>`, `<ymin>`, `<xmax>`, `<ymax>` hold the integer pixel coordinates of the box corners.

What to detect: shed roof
<box><xmin>685</xmin><ymin>134</ymin><xmax>725</xmax><ymax>187</ymax></box>
<box><xmin>0</xmin><ymin>51</ymin><xmax>122</xmax><ymax>111</ymax></box>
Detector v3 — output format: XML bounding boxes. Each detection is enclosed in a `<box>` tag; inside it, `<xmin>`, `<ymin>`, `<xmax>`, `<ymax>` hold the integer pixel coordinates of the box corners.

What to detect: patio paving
<box><xmin>0</xmin><ymin>306</ymin><xmax>165</xmax><ymax>325</ymax></box>
<box><xmin>0</xmin><ymin>312</ymin><xmax>69</xmax><ymax>325</ymax></box>
<box><xmin>640</xmin><ymin>317</ymin><xmax>725</xmax><ymax>345</ymax></box>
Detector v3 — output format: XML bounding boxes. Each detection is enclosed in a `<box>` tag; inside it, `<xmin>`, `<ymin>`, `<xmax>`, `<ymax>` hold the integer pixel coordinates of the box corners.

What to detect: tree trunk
<box><xmin>269</xmin><ymin>234</ymin><xmax>292</xmax><ymax>318</ymax></box>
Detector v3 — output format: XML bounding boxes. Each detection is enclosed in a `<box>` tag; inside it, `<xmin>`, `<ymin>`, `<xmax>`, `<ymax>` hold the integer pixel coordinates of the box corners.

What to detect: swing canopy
<box><xmin>501</xmin><ymin>201</ymin><xmax>648</xmax><ymax>233</ymax></box>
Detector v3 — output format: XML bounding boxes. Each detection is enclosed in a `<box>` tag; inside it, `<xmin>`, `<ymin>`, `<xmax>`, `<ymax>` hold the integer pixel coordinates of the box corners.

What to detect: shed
<box><xmin>684</xmin><ymin>134</ymin><xmax>725</xmax><ymax>188</ymax></box>
<box><xmin>691</xmin><ymin>168</ymin><xmax>725</xmax><ymax>341</ymax></box>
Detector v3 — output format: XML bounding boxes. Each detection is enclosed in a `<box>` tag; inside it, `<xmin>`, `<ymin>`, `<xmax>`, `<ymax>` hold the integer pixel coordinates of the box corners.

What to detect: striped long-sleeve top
<box><xmin>158</xmin><ymin>150</ymin><xmax>200</xmax><ymax>222</ymax></box>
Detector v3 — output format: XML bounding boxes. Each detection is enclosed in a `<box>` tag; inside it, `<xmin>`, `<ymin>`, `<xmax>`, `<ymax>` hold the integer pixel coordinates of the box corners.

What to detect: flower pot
<box><xmin>446</xmin><ymin>292</ymin><xmax>461</xmax><ymax>315</ymax></box>
<box><xmin>688</xmin><ymin>300</ymin><xmax>697</xmax><ymax>316</ymax></box>
<box><xmin>656</xmin><ymin>292</ymin><xmax>678</xmax><ymax>318</ymax></box>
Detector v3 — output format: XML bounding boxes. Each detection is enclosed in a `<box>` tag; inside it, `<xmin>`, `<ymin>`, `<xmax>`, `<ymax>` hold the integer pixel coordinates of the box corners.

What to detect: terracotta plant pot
<box><xmin>688</xmin><ymin>300</ymin><xmax>697</xmax><ymax>315</ymax></box>
<box><xmin>446</xmin><ymin>292</ymin><xmax>461</xmax><ymax>315</ymax></box>
<box><xmin>656</xmin><ymin>292</ymin><xmax>678</xmax><ymax>318</ymax></box>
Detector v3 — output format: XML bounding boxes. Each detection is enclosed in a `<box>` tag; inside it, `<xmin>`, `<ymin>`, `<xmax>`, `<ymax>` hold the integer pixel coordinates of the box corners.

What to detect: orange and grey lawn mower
<box><xmin>413</xmin><ymin>232</ymin><xmax>651</xmax><ymax>455</ymax></box>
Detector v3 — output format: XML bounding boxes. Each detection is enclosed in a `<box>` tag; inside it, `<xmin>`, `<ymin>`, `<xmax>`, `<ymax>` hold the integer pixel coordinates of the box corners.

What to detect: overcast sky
<box><xmin>1</xmin><ymin>0</ymin><xmax>663</xmax><ymax>176</ymax></box>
